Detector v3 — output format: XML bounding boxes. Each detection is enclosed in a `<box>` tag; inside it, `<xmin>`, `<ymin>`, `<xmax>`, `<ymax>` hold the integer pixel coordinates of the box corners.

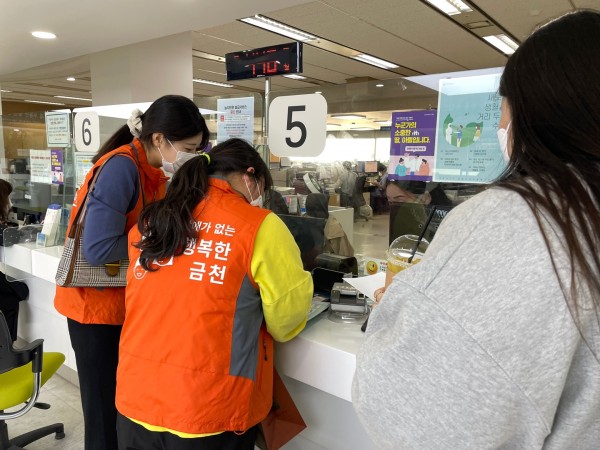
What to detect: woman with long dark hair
<box><xmin>115</xmin><ymin>138</ymin><xmax>313</xmax><ymax>450</ymax></box>
<box><xmin>55</xmin><ymin>94</ymin><xmax>208</xmax><ymax>450</ymax></box>
<box><xmin>353</xmin><ymin>10</ymin><xmax>600</xmax><ymax>448</ymax></box>
<box><xmin>0</xmin><ymin>179</ymin><xmax>28</xmax><ymax>342</ymax></box>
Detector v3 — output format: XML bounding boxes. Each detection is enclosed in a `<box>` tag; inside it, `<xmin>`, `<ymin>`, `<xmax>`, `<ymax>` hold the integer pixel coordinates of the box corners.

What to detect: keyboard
<box><xmin>308</xmin><ymin>301</ymin><xmax>330</xmax><ymax>321</ymax></box>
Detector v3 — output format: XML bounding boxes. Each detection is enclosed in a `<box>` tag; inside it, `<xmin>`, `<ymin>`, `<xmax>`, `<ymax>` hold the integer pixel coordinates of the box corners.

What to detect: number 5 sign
<box><xmin>268</xmin><ymin>94</ymin><xmax>327</xmax><ymax>157</ymax></box>
<box><xmin>74</xmin><ymin>111</ymin><xmax>100</xmax><ymax>153</ymax></box>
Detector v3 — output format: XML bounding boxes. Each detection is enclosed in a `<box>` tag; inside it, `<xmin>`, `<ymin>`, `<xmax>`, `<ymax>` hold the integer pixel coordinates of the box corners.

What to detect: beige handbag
<box><xmin>55</xmin><ymin>152</ymin><xmax>143</xmax><ymax>287</ymax></box>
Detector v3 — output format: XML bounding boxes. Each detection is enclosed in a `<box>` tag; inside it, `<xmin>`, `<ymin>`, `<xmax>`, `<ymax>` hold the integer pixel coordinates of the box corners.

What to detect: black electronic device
<box><xmin>225</xmin><ymin>42</ymin><xmax>303</xmax><ymax>81</ymax></box>
<box><xmin>312</xmin><ymin>267</ymin><xmax>344</xmax><ymax>293</ymax></box>
<box><xmin>315</xmin><ymin>253</ymin><xmax>358</xmax><ymax>276</ymax></box>
<box><xmin>330</xmin><ymin>281</ymin><xmax>368</xmax><ymax>315</ymax></box>
<box><xmin>277</xmin><ymin>214</ymin><xmax>326</xmax><ymax>271</ymax></box>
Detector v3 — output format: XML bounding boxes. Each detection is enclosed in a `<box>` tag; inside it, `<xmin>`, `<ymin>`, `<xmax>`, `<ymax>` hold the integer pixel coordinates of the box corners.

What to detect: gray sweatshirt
<box><xmin>352</xmin><ymin>187</ymin><xmax>600</xmax><ymax>449</ymax></box>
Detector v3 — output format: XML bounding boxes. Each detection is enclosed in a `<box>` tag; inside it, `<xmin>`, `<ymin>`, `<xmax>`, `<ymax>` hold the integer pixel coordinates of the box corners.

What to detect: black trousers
<box><xmin>68</xmin><ymin>318</ymin><xmax>122</xmax><ymax>450</ymax></box>
<box><xmin>117</xmin><ymin>413</ymin><xmax>258</xmax><ymax>450</ymax></box>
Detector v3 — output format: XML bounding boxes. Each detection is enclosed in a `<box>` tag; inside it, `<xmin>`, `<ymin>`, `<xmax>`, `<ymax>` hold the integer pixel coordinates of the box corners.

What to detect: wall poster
<box><xmin>433</xmin><ymin>73</ymin><xmax>505</xmax><ymax>183</ymax></box>
<box><xmin>388</xmin><ymin>110</ymin><xmax>437</xmax><ymax>182</ymax></box>
<box><xmin>216</xmin><ymin>97</ymin><xmax>254</xmax><ymax>144</ymax></box>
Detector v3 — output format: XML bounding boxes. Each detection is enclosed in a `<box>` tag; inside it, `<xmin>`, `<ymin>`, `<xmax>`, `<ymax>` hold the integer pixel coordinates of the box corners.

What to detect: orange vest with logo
<box><xmin>116</xmin><ymin>178</ymin><xmax>274</xmax><ymax>434</ymax></box>
<box><xmin>54</xmin><ymin>139</ymin><xmax>168</xmax><ymax>324</ymax></box>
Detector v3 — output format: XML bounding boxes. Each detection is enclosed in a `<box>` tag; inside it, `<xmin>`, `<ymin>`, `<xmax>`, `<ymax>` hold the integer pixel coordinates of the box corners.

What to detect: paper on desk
<box><xmin>343</xmin><ymin>272</ymin><xmax>386</xmax><ymax>301</ymax></box>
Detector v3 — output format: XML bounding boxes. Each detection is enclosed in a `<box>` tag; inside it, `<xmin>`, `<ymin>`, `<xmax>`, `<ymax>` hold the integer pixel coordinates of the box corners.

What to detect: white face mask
<box><xmin>497</xmin><ymin>122</ymin><xmax>511</xmax><ymax>163</ymax></box>
<box><xmin>159</xmin><ymin>139</ymin><xmax>197</xmax><ymax>174</ymax></box>
<box><xmin>244</xmin><ymin>175</ymin><xmax>263</xmax><ymax>208</ymax></box>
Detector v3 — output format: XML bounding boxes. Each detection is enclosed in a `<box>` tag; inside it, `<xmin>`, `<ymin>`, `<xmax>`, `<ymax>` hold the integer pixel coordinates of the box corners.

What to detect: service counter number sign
<box><xmin>74</xmin><ymin>111</ymin><xmax>100</xmax><ymax>153</ymax></box>
<box><xmin>268</xmin><ymin>94</ymin><xmax>327</xmax><ymax>157</ymax></box>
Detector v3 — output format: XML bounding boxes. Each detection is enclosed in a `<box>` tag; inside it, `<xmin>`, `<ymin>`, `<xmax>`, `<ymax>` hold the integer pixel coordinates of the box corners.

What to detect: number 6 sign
<box><xmin>74</xmin><ymin>111</ymin><xmax>100</xmax><ymax>153</ymax></box>
<box><xmin>268</xmin><ymin>94</ymin><xmax>327</xmax><ymax>157</ymax></box>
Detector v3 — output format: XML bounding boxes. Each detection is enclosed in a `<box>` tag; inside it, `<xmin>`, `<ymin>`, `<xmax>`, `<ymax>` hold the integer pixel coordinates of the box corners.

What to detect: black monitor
<box><xmin>277</xmin><ymin>214</ymin><xmax>326</xmax><ymax>271</ymax></box>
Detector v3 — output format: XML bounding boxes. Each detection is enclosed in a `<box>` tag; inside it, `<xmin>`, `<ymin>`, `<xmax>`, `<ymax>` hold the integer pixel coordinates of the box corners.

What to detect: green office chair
<box><xmin>0</xmin><ymin>313</ymin><xmax>66</xmax><ymax>449</ymax></box>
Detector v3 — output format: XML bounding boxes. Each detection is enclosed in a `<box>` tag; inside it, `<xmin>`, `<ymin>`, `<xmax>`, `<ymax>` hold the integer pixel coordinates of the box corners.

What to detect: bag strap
<box><xmin>128</xmin><ymin>143</ymin><xmax>146</xmax><ymax>207</ymax></box>
<box><xmin>66</xmin><ymin>153</ymin><xmax>125</xmax><ymax>239</ymax></box>
<box><xmin>68</xmin><ymin>148</ymin><xmax>145</xmax><ymax>239</ymax></box>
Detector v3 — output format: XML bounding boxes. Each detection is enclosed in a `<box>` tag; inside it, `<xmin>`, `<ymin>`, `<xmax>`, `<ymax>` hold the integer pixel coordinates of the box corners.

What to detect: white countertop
<box><xmin>275</xmin><ymin>311</ymin><xmax>365</xmax><ymax>402</ymax></box>
<box><xmin>4</xmin><ymin>242</ymin><xmax>365</xmax><ymax>403</ymax></box>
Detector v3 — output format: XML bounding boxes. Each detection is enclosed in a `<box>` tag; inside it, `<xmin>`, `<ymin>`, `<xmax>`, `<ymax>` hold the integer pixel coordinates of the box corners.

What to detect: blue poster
<box><xmin>389</xmin><ymin>110</ymin><xmax>437</xmax><ymax>182</ymax></box>
<box><xmin>433</xmin><ymin>74</ymin><xmax>505</xmax><ymax>183</ymax></box>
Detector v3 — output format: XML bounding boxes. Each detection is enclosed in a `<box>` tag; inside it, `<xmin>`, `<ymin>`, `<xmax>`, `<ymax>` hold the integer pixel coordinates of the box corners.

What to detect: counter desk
<box><xmin>2</xmin><ymin>243</ymin><xmax>375</xmax><ymax>450</ymax></box>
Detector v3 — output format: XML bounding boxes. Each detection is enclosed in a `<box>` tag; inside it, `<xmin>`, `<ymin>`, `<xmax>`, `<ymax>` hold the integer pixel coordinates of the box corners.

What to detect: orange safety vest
<box><xmin>54</xmin><ymin>139</ymin><xmax>168</xmax><ymax>324</ymax></box>
<box><xmin>116</xmin><ymin>178</ymin><xmax>274</xmax><ymax>434</ymax></box>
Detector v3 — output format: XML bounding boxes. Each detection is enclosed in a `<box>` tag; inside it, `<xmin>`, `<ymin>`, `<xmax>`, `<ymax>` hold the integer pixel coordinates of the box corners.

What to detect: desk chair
<box><xmin>0</xmin><ymin>313</ymin><xmax>66</xmax><ymax>449</ymax></box>
<box><xmin>353</xmin><ymin>175</ymin><xmax>370</xmax><ymax>221</ymax></box>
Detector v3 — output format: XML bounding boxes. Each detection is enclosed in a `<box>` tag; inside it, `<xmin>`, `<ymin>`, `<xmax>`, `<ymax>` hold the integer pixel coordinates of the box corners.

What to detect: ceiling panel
<box><xmin>474</xmin><ymin>0</ymin><xmax>574</xmax><ymax>40</ymax></box>
<box><xmin>3</xmin><ymin>0</ymin><xmax>596</xmax><ymax>112</ymax></box>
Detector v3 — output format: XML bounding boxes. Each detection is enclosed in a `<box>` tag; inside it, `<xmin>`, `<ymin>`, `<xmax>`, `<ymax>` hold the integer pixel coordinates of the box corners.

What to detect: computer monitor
<box><xmin>364</xmin><ymin>161</ymin><xmax>378</xmax><ymax>173</ymax></box>
<box><xmin>277</xmin><ymin>214</ymin><xmax>326</xmax><ymax>271</ymax></box>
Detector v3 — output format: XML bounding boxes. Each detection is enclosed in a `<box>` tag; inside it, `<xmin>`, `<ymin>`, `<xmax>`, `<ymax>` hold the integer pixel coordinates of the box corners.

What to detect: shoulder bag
<box><xmin>55</xmin><ymin>149</ymin><xmax>144</xmax><ymax>287</ymax></box>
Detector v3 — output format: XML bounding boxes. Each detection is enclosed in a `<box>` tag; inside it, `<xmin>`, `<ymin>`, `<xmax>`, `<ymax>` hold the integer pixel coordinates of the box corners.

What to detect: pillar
<box><xmin>90</xmin><ymin>32</ymin><xmax>193</xmax><ymax>106</ymax></box>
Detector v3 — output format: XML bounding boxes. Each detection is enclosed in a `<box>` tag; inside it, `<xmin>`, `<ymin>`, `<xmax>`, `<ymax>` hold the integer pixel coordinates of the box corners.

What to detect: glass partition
<box><xmin>0</xmin><ymin>70</ymin><xmax>504</xmax><ymax>278</ymax></box>
<box><xmin>265</xmin><ymin>69</ymin><xmax>502</xmax><ymax>264</ymax></box>
<box><xmin>0</xmin><ymin>109</ymin><xmax>75</xmax><ymax>274</ymax></box>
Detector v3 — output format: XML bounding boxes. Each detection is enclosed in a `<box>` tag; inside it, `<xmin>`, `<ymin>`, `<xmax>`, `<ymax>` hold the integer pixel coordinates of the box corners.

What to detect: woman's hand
<box><xmin>373</xmin><ymin>287</ymin><xmax>386</xmax><ymax>308</ymax></box>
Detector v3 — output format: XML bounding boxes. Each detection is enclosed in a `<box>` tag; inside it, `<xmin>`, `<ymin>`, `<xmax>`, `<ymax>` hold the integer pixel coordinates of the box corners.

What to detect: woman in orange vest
<box><xmin>54</xmin><ymin>95</ymin><xmax>208</xmax><ymax>450</ymax></box>
<box><xmin>116</xmin><ymin>138</ymin><xmax>313</xmax><ymax>450</ymax></box>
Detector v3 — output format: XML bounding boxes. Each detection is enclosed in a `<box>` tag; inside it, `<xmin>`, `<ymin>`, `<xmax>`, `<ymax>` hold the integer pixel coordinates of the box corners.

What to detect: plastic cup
<box><xmin>385</xmin><ymin>234</ymin><xmax>429</xmax><ymax>287</ymax></box>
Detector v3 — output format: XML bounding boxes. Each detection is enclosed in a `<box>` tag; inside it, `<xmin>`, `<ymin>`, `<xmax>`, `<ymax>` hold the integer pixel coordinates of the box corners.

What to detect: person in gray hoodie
<box><xmin>353</xmin><ymin>10</ymin><xmax>600</xmax><ymax>449</ymax></box>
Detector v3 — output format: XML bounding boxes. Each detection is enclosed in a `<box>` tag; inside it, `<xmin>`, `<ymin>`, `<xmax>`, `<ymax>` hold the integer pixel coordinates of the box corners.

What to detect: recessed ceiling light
<box><xmin>483</xmin><ymin>34</ymin><xmax>519</xmax><ymax>55</ymax></box>
<box><xmin>24</xmin><ymin>99</ymin><xmax>65</xmax><ymax>106</ymax></box>
<box><xmin>32</xmin><ymin>31</ymin><xmax>57</xmax><ymax>39</ymax></box>
<box><xmin>353</xmin><ymin>54</ymin><xmax>399</xmax><ymax>70</ymax></box>
<box><xmin>331</xmin><ymin>114</ymin><xmax>367</xmax><ymax>120</ymax></box>
<box><xmin>374</xmin><ymin>120</ymin><xmax>392</xmax><ymax>125</ymax></box>
<box><xmin>13</xmin><ymin>129</ymin><xmax>20</xmax><ymax>132</ymax></box>
<box><xmin>66</xmin><ymin>77</ymin><xmax>76</xmax><ymax>81</ymax></box>
<box><xmin>0</xmin><ymin>89</ymin><xmax>12</xmax><ymax>93</ymax></box>
<box><xmin>376</xmin><ymin>83</ymin><xmax>384</xmax><ymax>87</ymax></box>
<box><xmin>282</xmin><ymin>74</ymin><xmax>307</xmax><ymax>80</ymax></box>
<box><xmin>315</xmin><ymin>91</ymin><xmax>322</xmax><ymax>94</ymax></box>
<box><xmin>193</xmin><ymin>78</ymin><xmax>234</xmax><ymax>88</ymax></box>
<box><xmin>425</xmin><ymin>0</ymin><xmax>472</xmax><ymax>16</ymax></box>
<box><xmin>54</xmin><ymin>96</ymin><xmax>92</xmax><ymax>102</ymax></box>
<box><xmin>240</xmin><ymin>15</ymin><xmax>317</xmax><ymax>42</ymax></box>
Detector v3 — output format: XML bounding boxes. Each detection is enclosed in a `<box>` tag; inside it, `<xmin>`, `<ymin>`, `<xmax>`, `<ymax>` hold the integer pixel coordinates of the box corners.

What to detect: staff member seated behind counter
<box><xmin>116</xmin><ymin>138</ymin><xmax>313</xmax><ymax>450</ymax></box>
<box><xmin>385</xmin><ymin>180</ymin><xmax>453</xmax><ymax>244</ymax></box>
<box><xmin>305</xmin><ymin>193</ymin><xmax>354</xmax><ymax>257</ymax></box>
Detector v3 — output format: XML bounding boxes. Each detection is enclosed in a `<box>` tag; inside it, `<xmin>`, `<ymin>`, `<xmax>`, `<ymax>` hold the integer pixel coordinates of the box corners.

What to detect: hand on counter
<box><xmin>373</xmin><ymin>287</ymin><xmax>385</xmax><ymax>308</ymax></box>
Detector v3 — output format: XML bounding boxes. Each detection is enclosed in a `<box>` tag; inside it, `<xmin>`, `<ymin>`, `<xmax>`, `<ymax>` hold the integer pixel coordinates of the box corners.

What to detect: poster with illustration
<box><xmin>388</xmin><ymin>110</ymin><xmax>436</xmax><ymax>182</ymax></box>
<box><xmin>433</xmin><ymin>73</ymin><xmax>505</xmax><ymax>183</ymax></box>
<box><xmin>51</xmin><ymin>150</ymin><xmax>64</xmax><ymax>185</ymax></box>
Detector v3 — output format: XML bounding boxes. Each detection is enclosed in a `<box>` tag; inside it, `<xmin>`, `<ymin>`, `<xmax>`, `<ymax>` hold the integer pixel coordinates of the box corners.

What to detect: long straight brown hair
<box><xmin>497</xmin><ymin>10</ymin><xmax>600</xmax><ymax>358</ymax></box>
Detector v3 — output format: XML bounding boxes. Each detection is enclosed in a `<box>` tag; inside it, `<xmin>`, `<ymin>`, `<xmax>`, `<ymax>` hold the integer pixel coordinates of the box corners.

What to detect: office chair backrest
<box><xmin>0</xmin><ymin>312</ymin><xmax>43</xmax><ymax>375</ymax></box>
<box><xmin>354</xmin><ymin>175</ymin><xmax>367</xmax><ymax>195</ymax></box>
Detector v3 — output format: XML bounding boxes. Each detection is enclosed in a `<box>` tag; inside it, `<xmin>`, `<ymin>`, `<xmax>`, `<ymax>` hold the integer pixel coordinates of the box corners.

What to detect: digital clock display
<box><xmin>225</xmin><ymin>42</ymin><xmax>303</xmax><ymax>81</ymax></box>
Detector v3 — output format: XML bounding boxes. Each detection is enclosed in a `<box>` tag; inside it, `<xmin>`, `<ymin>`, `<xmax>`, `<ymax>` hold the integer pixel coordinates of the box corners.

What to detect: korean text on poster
<box><xmin>389</xmin><ymin>110</ymin><xmax>437</xmax><ymax>182</ymax></box>
<box><xmin>29</xmin><ymin>149</ymin><xmax>52</xmax><ymax>184</ymax></box>
<box><xmin>433</xmin><ymin>73</ymin><xmax>505</xmax><ymax>183</ymax></box>
<box><xmin>216</xmin><ymin>97</ymin><xmax>255</xmax><ymax>144</ymax></box>
<box><xmin>51</xmin><ymin>150</ymin><xmax>64</xmax><ymax>185</ymax></box>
